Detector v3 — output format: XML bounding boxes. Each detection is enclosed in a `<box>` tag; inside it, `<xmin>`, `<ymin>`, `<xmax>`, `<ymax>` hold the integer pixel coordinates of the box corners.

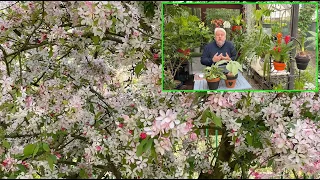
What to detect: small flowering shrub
<box><xmin>270</xmin><ymin>33</ymin><xmax>295</xmax><ymax>63</ymax></box>
<box><xmin>211</xmin><ymin>18</ymin><xmax>224</xmax><ymax>28</ymax></box>
<box><xmin>0</xmin><ymin>1</ymin><xmax>320</xmax><ymax>179</ymax></box>
<box><xmin>163</xmin><ymin>6</ymin><xmax>212</xmax><ymax>89</ymax></box>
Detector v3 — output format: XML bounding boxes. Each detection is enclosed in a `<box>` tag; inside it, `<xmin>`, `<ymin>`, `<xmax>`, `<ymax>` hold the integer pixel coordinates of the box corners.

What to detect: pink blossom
<box><xmin>21</xmin><ymin>161</ymin><xmax>29</xmax><ymax>169</ymax></box>
<box><xmin>190</xmin><ymin>133</ymin><xmax>197</xmax><ymax>141</ymax></box>
<box><xmin>85</xmin><ymin>1</ymin><xmax>93</xmax><ymax>7</ymax></box>
<box><xmin>133</xmin><ymin>31</ymin><xmax>139</xmax><ymax>37</ymax></box>
<box><xmin>156</xmin><ymin>109</ymin><xmax>179</xmax><ymax>130</ymax></box>
<box><xmin>41</xmin><ymin>33</ymin><xmax>47</xmax><ymax>41</ymax></box>
<box><xmin>236</xmin><ymin>138</ymin><xmax>240</xmax><ymax>145</ymax></box>
<box><xmin>154</xmin><ymin>137</ymin><xmax>172</xmax><ymax>155</ymax></box>
<box><xmin>118</xmin><ymin>123</ymin><xmax>124</xmax><ymax>128</ymax></box>
<box><xmin>140</xmin><ymin>132</ymin><xmax>147</xmax><ymax>139</ymax></box>
<box><xmin>25</xmin><ymin>96</ymin><xmax>33</xmax><ymax>108</ymax></box>
<box><xmin>153</xmin><ymin>53</ymin><xmax>159</xmax><ymax>59</ymax></box>
<box><xmin>274</xmin><ymin>137</ymin><xmax>285</xmax><ymax>149</ymax></box>
<box><xmin>144</xmin><ymin>120</ymin><xmax>161</xmax><ymax>138</ymax></box>
<box><xmin>253</xmin><ymin>171</ymin><xmax>262</xmax><ymax>179</ymax></box>
<box><xmin>1</xmin><ymin>156</ymin><xmax>16</xmax><ymax>171</ymax></box>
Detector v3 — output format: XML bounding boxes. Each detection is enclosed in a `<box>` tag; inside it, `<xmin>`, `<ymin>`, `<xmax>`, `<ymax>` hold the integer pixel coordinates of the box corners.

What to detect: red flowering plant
<box><xmin>270</xmin><ymin>32</ymin><xmax>296</xmax><ymax>63</ymax></box>
<box><xmin>211</xmin><ymin>18</ymin><xmax>224</xmax><ymax>28</ymax></box>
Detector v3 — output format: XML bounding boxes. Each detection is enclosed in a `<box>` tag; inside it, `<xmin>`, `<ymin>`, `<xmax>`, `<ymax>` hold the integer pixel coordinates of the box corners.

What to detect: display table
<box><xmin>250</xmin><ymin>63</ymin><xmax>290</xmax><ymax>77</ymax></box>
<box><xmin>193</xmin><ymin>72</ymin><xmax>252</xmax><ymax>90</ymax></box>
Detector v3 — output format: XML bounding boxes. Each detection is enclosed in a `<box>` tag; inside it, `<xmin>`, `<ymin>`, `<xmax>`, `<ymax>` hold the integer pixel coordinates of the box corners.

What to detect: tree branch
<box><xmin>7</xmin><ymin>40</ymin><xmax>49</xmax><ymax>60</ymax></box>
<box><xmin>0</xmin><ymin>44</ymin><xmax>10</xmax><ymax>76</ymax></box>
<box><xmin>8</xmin><ymin>1</ymin><xmax>45</xmax><ymax>64</ymax></box>
<box><xmin>18</xmin><ymin>53</ymin><xmax>23</xmax><ymax>84</ymax></box>
<box><xmin>117</xmin><ymin>18</ymin><xmax>160</xmax><ymax>41</ymax></box>
<box><xmin>5</xmin><ymin>133</ymin><xmax>40</xmax><ymax>138</ymax></box>
<box><xmin>88</xmin><ymin>86</ymin><xmax>112</xmax><ymax>117</ymax></box>
<box><xmin>57</xmin><ymin>160</ymin><xmax>111</xmax><ymax>171</ymax></box>
<box><xmin>31</xmin><ymin>71</ymin><xmax>46</xmax><ymax>87</ymax></box>
<box><xmin>248</xmin><ymin>153</ymin><xmax>280</xmax><ymax>177</ymax></box>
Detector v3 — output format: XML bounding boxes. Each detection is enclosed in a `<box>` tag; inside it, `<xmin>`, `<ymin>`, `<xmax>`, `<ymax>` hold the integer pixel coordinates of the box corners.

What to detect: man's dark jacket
<box><xmin>201</xmin><ymin>40</ymin><xmax>237</xmax><ymax>66</ymax></box>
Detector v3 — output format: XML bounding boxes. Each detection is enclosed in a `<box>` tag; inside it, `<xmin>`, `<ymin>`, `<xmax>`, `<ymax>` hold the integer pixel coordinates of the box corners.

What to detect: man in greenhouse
<box><xmin>201</xmin><ymin>28</ymin><xmax>237</xmax><ymax>66</ymax></box>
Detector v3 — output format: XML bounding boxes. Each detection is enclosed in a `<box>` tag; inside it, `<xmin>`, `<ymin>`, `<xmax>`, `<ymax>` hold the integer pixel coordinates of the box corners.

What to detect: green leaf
<box><xmin>49</xmin><ymin>45</ymin><xmax>53</xmax><ymax>58</ymax></box>
<box><xmin>2</xmin><ymin>140</ymin><xmax>10</xmax><ymax>149</ymax></box>
<box><xmin>267</xmin><ymin>159</ymin><xmax>274</xmax><ymax>167</ymax></box>
<box><xmin>49</xmin><ymin>154</ymin><xmax>57</xmax><ymax>163</ymax></box>
<box><xmin>151</xmin><ymin>145</ymin><xmax>159</xmax><ymax>164</ymax></box>
<box><xmin>42</xmin><ymin>143</ymin><xmax>50</xmax><ymax>152</ymax></box>
<box><xmin>134</xmin><ymin>62</ymin><xmax>145</xmax><ymax>77</ymax></box>
<box><xmin>33</xmin><ymin>143</ymin><xmax>40</xmax><ymax>158</ymax></box>
<box><xmin>59</xmin><ymin>38</ymin><xmax>65</xmax><ymax>44</ymax></box>
<box><xmin>234</xmin><ymin>163</ymin><xmax>240</xmax><ymax>171</ymax></box>
<box><xmin>136</xmin><ymin>145</ymin><xmax>144</xmax><ymax>157</ymax></box>
<box><xmin>8</xmin><ymin>172</ymin><xmax>16</xmax><ymax>179</ymax></box>
<box><xmin>17</xmin><ymin>164</ymin><xmax>26</xmax><ymax>173</ymax></box>
<box><xmin>89</xmin><ymin>103</ymin><xmax>95</xmax><ymax>114</ymax></box>
<box><xmin>210</xmin><ymin>112</ymin><xmax>222</xmax><ymax>128</ymax></box>
<box><xmin>144</xmin><ymin>138</ymin><xmax>153</xmax><ymax>152</ymax></box>
<box><xmin>0</xmin><ymin>102</ymin><xmax>14</xmax><ymax>111</ymax></box>
<box><xmin>23</xmin><ymin>144</ymin><xmax>36</xmax><ymax>156</ymax></box>
<box><xmin>246</xmin><ymin>133</ymin><xmax>253</xmax><ymax>146</ymax></box>
<box><xmin>47</xmin><ymin>156</ymin><xmax>54</xmax><ymax>170</ymax></box>
<box><xmin>200</xmin><ymin>108</ymin><xmax>211</xmax><ymax>123</ymax></box>
<box><xmin>47</xmin><ymin>154</ymin><xmax>57</xmax><ymax>171</ymax></box>
<box><xmin>92</xmin><ymin>36</ymin><xmax>100</xmax><ymax>45</ymax></box>
<box><xmin>94</xmin><ymin>111</ymin><xmax>104</xmax><ymax>120</ymax></box>
<box><xmin>79</xmin><ymin>168</ymin><xmax>89</xmax><ymax>178</ymax></box>
<box><xmin>62</xmin><ymin>100</ymin><xmax>68</xmax><ymax>105</ymax></box>
<box><xmin>136</xmin><ymin>138</ymin><xmax>148</xmax><ymax>157</ymax></box>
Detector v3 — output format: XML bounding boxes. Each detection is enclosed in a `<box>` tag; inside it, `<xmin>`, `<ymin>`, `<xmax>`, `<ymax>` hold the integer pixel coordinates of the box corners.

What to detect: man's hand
<box><xmin>212</xmin><ymin>52</ymin><xmax>221</xmax><ymax>62</ymax></box>
<box><xmin>221</xmin><ymin>53</ymin><xmax>231</xmax><ymax>61</ymax></box>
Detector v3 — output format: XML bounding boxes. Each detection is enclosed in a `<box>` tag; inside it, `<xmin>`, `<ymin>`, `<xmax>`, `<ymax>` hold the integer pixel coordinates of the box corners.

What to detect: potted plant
<box><xmin>254</xmin><ymin>29</ymin><xmax>272</xmax><ymax>70</ymax></box>
<box><xmin>231</xmin><ymin>14</ymin><xmax>244</xmax><ymax>32</ymax></box>
<box><xmin>163</xmin><ymin>14</ymin><xmax>213</xmax><ymax>90</ymax></box>
<box><xmin>203</xmin><ymin>63</ymin><xmax>226</xmax><ymax>90</ymax></box>
<box><xmin>295</xmin><ymin>45</ymin><xmax>311</xmax><ymax>70</ymax></box>
<box><xmin>269</xmin><ymin>32</ymin><xmax>295</xmax><ymax>71</ymax></box>
<box><xmin>295</xmin><ymin>4</ymin><xmax>316</xmax><ymax>70</ymax></box>
<box><xmin>294</xmin><ymin>34</ymin><xmax>311</xmax><ymax>70</ymax></box>
<box><xmin>216</xmin><ymin>60</ymin><xmax>243</xmax><ymax>88</ymax></box>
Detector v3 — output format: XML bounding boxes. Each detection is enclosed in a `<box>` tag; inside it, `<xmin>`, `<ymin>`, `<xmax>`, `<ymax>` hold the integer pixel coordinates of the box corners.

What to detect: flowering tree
<box><xmin>1</xmin><ymin>1</ymin><xmax>320</xmax><ymax>179</ymax></box>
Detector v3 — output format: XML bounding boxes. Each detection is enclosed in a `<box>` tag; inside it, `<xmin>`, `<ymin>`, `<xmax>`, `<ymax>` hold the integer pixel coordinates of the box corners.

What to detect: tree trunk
<box><xmin>198</xmin><ymin>128</ymin><xmax>235</xmax><ymax>179</ymax></box>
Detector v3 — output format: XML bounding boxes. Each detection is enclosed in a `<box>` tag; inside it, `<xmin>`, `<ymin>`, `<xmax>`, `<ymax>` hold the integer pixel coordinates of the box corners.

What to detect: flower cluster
<box><xmin>270</xmin><ymin>32</ymin><xmax>295</xmax><ymax>63</ymax></box>
<box><xmin>223</xmin><ymin>21</ymin><xmax>231</xmax><ymax>29</ymax></box>
<box><xmin>211</xmin><ymin>18</ymin><xmax>224</xmax><ymax>28</ymax></box>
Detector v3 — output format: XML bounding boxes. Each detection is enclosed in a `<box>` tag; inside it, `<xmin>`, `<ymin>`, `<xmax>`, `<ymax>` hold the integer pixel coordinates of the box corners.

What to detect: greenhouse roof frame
<box><xmin>180</xmin><ymin>4</ymin><xmax>260</xmax><ymax>23</ymax></box>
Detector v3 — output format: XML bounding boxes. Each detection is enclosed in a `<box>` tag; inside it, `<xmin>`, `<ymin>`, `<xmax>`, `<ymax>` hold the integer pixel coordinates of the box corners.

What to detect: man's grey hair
<box><xmin>214</xmin><ymin>28</ymin><xmax>226</xmax><ymax>36</ymax></box>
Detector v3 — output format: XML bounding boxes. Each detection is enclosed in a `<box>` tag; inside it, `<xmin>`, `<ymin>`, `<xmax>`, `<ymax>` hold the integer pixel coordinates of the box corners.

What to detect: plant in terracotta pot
<box><xmin>203</xmin><ymin>63</ymin><xmax>226</xmax><ymax>90</ymax></box>
<box><xmin>269</xmin><ymin>32</ymin><xmax>295</xmax><ymax>71</ymax></box>
<box><xmin>216</xmin><ymin>60</ymin><xmax>243</xmax><ymax>88</ymax></box>
<box><xmin>230</xmin><ymin>14</ymin><xmax>244</xmax><ymax>32</ymax></box>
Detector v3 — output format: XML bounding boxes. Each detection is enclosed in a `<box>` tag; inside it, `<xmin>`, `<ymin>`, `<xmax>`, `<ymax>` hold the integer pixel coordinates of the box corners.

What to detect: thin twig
<box><xmin>8</xmin><ymin>1</ymin><xmax>46</xmax><ymax>64</ymax></box>
<box><xmin>116</xmin><ymin>17</ymin><xmax>161</xmax><ymax>41</ymax></box>
<box><xmin>18</xmin><ymin>53</ymin><xmax>23</xmax><ymax>85</ymax></box>
<box><xmin>248</xmin><ymin>153</ymin><xmax>280</xmax><ymax>177</ymax></box>
<box><xmin>0</xmin><ymin>44</ymin><xmax>10</xmax><ymax>76</ymax></box>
